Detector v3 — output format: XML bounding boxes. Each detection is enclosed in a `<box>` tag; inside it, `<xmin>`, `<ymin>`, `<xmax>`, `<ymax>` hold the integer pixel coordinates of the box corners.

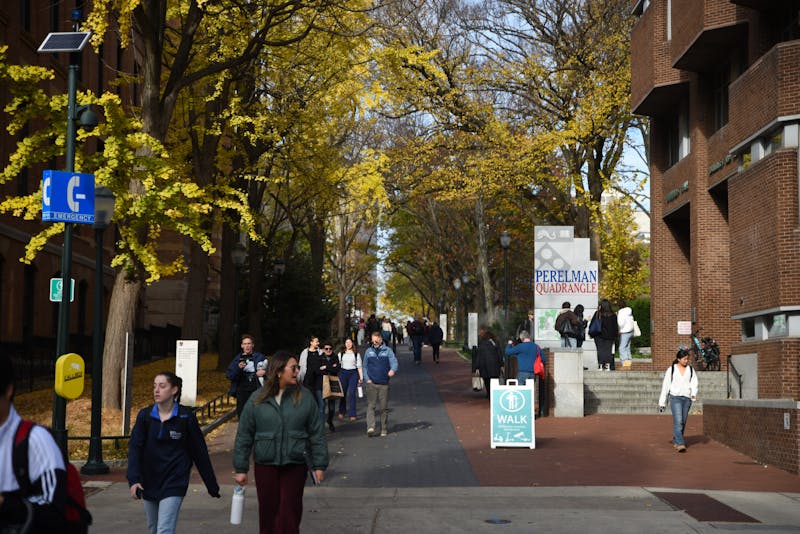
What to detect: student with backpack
<box><xmin>658</xmin><ymin>349</ymin><xmax>699</xmax><ymax>453</ymax></box>
<box><xmin>1</xmin><ymin>353</ymin><xmax>91</xmax><ymax>533</ymax></box>
<box><xmin>127</xmin><ymin>371</ymin><xmax>220</xmax><ymax>534</ymax></box>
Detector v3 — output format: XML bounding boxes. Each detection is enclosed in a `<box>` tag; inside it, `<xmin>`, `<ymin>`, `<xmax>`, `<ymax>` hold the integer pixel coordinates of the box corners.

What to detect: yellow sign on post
<box><xmin>55</xmin><ymin>353</ymin><xmax>85</xmax><ymax>400</ymax></box>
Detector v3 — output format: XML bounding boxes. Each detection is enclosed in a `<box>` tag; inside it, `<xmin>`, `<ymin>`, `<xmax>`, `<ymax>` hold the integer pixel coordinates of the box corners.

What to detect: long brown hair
<box><xmin>253</xmin><ymin>350</ymin><xmax>302</xmax><ymax>406</ymax></box>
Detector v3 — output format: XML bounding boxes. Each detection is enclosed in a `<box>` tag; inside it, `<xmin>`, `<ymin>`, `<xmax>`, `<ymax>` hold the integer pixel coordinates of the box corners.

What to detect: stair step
<box><xmin>575</xmin><ymin>370</ymin><xmax>728</xmax><ymax>415</ymax></box>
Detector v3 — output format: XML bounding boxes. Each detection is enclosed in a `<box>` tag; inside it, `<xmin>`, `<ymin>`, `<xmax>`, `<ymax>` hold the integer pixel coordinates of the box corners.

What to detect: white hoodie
<box><xmin>617</xmin><ymin>306</ymin><xmax>634</xmax><ymax>334</ymax></box>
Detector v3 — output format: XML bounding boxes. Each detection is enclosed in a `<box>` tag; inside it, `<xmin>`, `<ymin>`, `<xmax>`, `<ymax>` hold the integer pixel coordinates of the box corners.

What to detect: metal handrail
<box><xmin>67</xmin><ymin>392</ymin><xmax>236</xmax><ymax>447</ymax></box>
<box><xmin>726</xmin><ymin>354</ymin><xmax>743</xmax><ymax>399</ymax></box>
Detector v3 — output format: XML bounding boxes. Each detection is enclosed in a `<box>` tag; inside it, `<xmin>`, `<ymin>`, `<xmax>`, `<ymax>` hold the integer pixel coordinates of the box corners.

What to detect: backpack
<box><xmin>670</xmin><ymin>363</ymin><xmax>694</xmax><ymax>382</ymax></box>
<box><xmin>557</xmin><ymin>316</ymin><xmax>575</xmax><ymax>337</ymax></box>
<box><xmin>12</xmin><ymin>420</ymin><xmax>92</xmax><ymax>534</ymax></box>
<box><xmin>409</xmin><ymin>321</ymin><xmax>424</xmax><ymax>336</ymax></box>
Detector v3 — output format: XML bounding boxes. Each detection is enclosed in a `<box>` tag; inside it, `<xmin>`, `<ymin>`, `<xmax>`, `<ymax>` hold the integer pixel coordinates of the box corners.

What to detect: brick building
<box><xmin>631</xmin><ymin>0</ymin><xmax>800</xmax><ymax>473</ymax></box>
<box><xmin>0</xmin><ymin>2</ymin><xmax>204</xmax><ymax>383</ymax></box>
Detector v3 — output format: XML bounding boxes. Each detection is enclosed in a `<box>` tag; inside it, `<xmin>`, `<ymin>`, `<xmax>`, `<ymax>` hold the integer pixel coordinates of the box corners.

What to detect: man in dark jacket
<box><xmin>408</xmin><ymin>316</ymin><xmax>426</xmax><ymax>365</ymax></box>
<box><xmin>554</xmin><ymin>302</ymin><xmax>582</xmax><ymax>348</ymax></box>
<box><xmin>363</xmin><ymin>331</ymin><xmax>399</xmax><ymax>437</ymax></box>
<box><xmin>226</xmin><ymin>334</ymin><xmax>267</xmax><ymax>418</ymax></box>
<box><xmin>427</xmin><ymin>321</ymin><xmax>444</xmax><ymax>363</ymax></box>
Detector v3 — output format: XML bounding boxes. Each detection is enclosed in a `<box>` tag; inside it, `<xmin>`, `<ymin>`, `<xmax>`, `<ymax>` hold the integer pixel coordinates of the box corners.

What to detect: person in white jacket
<box><xmin>617</xmin><ymin>306</ymin><xmax>635</xmax><ymax>369</ymax></box>
<box><xmin>658</xmin><ymin>349</ymin><xmax>699</xmax><ymax>452</ymax></box>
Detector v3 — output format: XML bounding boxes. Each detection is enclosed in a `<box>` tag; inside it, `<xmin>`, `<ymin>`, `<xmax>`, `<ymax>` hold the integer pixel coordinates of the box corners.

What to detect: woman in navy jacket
<box><xmin>127</xmin><ymin>372</ymin><xmax>220</xmax><ymax>534</ymax></box>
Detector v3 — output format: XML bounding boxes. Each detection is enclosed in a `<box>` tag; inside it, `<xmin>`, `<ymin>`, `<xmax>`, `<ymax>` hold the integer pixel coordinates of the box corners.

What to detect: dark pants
<box><xmin>431</xmin><ymin>343</ymin><xmax>441</xmax><ymax>361</ymax></box>
<box><xmin>254</xmin><ymin>463</ymin><xmax>307</xmax><ymax>534</ymax></box>
<box><xmin>236</xmin><ymin>381</ymin><xmax>259</xmax><ymax>418</ymax></box>
<box><xmin>338</xmin><ymin>368</ymin><xmax>359</xmax><ymax>418</ymax></box>
<box><xmin>411</xmin><ymin>335</ymin><xmax>423</xmax><ymax>362</ymax></box>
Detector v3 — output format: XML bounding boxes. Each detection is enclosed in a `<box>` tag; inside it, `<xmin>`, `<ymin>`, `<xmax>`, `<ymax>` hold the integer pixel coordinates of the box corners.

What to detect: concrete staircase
<box><xmin>583</xmin><ymin>370</ymin><xmax>728</xmax><ymax>415</ymax></box>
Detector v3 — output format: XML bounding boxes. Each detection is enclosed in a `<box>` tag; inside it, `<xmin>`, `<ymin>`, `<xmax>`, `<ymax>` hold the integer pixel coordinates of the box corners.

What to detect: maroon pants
<box><xmin>254</xmin><ymin>463</ymin><xmax>307</xmax><ymax>534</ymax></box>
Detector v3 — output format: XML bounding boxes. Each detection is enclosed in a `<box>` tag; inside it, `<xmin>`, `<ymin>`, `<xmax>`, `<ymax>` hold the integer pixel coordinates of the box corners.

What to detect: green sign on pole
<box><xmin>490</xmin><ymin>378</ymin><xmax>535</xmax><ymax>449</ymax></box>
<box><xmin>49</xmin><ymin>278</ymin><xmax>75</xmax><ymax>303</ymax></box>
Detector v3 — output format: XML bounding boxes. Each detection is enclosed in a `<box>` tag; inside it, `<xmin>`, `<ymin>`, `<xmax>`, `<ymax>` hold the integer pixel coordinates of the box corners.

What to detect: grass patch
<box><xmin>13</xmin><ymin>353</ymin><xmax>231</xmax><ymax>461</ymax></box>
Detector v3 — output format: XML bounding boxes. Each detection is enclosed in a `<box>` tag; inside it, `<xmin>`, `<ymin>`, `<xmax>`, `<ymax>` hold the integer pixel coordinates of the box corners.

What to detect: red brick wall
<box><xmin>729</xmin><ymin>150</ymin><xmax>799</xmax><ymax>313</ymax></box>
<box><xmin>705</xmin><ymin>403</ymin><xmax>800</xmax><ymax>474</ymax></box>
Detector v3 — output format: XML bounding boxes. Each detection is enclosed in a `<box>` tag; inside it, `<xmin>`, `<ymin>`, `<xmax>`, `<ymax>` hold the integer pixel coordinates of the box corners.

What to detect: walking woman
<box><xmin>658</xmin><ymin>348</ymin><xmax>698</xmax><ymax>452</ymax></box>
<box><xmin>127</xmin><ymin>372</ymin><xmax>220</xmax><ymax>534</ymax></box>
<box><xmin>337</xmin><ymin>337</ymin><xmax>363</xmax><ymax>421</ymax></box>
<box><xmin>233</xmin><ymin>351</ymin><xmax>328</xmax><ymax>534</ymax></box>
<box><xmin>591</xmin><ymin>299</ymin><xmax>618</xmax><ymax>371</ymax></box>
<box><xmin>304</xmin><ymin>342</ymin><xmax>341</xmax><ymax>432</ymax></box>
<box><xmin>475</xmin><ymin>327</ymin><xmax>503</xmax><ymax>397</ymax></box>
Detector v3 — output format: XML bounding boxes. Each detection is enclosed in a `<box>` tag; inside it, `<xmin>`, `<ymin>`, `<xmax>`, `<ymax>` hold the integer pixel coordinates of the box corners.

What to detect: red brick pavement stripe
<box><xmin>427</xmin><ymin>346</ymin><xmax>800</xmax><ymax>492</ymax></box>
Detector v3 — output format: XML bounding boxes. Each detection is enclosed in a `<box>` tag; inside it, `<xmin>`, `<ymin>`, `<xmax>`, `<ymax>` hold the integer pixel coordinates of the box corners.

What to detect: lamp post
<box><xmin>499</xmin><ymin>231</ymin><xmax>511</xmax><ymax>383</ymax></box>
<box><xmin>500</xmin><ymin>231</ymin><xmax>511</xmax><ymax>322</ymax></box>
<box><xmin>461</xmin><ymin>273</ymin><xmax>470</xmax><ymax>351</ymax></box>
<box><xmin>38</xmin><ymin>11</ymin><xmax>94</xmax><ymax>456</ymax></box>
<box><xmin>452</xmin><ymin>277</ymin><xmax>461</xmax><ymax>346</ymax></box>
<box><xmin>231</xmin><ymin>242</ymin><xmax>247</xmax><ymax>352</ymax></box>
<box><xmin>81</xmin><ymin>187</ymin><xmax>114</xmax><ymax>475</ymax></box>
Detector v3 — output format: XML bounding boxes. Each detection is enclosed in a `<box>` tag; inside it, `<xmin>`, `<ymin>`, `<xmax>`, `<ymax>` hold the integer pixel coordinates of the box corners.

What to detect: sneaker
<box><xmin>380</xmin><ymin>429</ymin><xmax>388</xmax><ymax>437</ymax></box>
<box><xmin>367</xmin><ymin>427</ymin><xmax>375</xmax><ymax>437</ymax></box>
<box><xmin>349</xmin><ymin>417</ymin><xmax>357</xmax><ymax>422</ymax></box>
<box><xmin>676</xmin><ymin>445</ymin><xmax>687</xmax><ymax>453</ymax></box>
<box><xmin>338</xmin><ymin>414</ymin><xmax>344</xmax><ymax>420</ymax></box>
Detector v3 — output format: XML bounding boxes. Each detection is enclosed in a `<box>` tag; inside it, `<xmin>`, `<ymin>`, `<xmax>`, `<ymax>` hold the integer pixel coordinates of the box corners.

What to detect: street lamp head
<box><xmin>78</xmin><ymin>106</ymin><xmax>99</xmax><ymax>130</ymax></box>
<box><xmin>93</xmin><ymin>186</ymin><xmax>115</xmax><ymax>230</ymax></box>
<box><xmin>452</xmin><ymin>278</ymin><xmax>461</xmax><ymax>290</ymax></box>
<box><xmin>500</xmin><ymin>231</ymin><xmax>511</xmax><ymax>249</ymax></box>
<box><xmin>231</xmin><ymin>242</ymin><xmax>247</xmax><ymax>267</ymax></box>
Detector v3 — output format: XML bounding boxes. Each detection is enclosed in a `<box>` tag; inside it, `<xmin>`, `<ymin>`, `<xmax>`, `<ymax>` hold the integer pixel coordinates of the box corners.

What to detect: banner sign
<box><xmin>534</xmin><ymin>226</ymin><xmax>598</xmax><ymax>342</ymax></box>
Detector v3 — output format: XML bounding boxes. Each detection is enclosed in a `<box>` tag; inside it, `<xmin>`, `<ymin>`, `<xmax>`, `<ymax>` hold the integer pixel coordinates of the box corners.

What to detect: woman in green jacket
<box><xmin>233</xmin><ymin>350</ymin><xmax>328</xmax><ymax>534</ymax></box>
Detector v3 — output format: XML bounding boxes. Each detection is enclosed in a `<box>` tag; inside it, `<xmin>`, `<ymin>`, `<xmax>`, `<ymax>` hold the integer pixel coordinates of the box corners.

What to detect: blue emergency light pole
<box><xmin>38</xmin><ymin>10</ymin><xmax>96</xmax><ymax>456</ymax></box>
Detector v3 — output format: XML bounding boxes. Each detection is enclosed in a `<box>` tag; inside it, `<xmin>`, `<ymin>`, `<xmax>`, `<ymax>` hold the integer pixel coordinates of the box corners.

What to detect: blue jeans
<box><xmin>411</xmin><ymin>336</ymin><xmax>423</xmax><ymax>362</ymax></box>
<box><xmin>619</xmin><ymin>331</ymin><xmax>633</xmax><ymax>361</ymax></box>
<box><xmin>516</xmin><ymin>370</ymin><xmax>534</xmax><ymax>385</ymax></box>
<box><xmin>561</xmin><ymin>336</ymin><xmax>576</xmax><ymax>348</ymax></box>
<box><xmin>338</xmin><ymin>368</ymin><xmax>359</xmax><ymax>417</ymax></box>
<box><xmin>143</xmin><ymin>496</ymin><xmax>183</xmax><ymax>534</ymax></box>
<box><xmin>669</xmin><ymin>395</ymin><xmax>692</xmax><ymax>446</ymax></box>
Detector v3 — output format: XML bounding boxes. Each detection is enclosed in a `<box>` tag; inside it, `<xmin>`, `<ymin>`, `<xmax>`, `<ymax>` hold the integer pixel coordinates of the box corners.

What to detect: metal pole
<box><xmin>233</xmin><ymin>266</ymin><xmax>240</xmax><ymax>354</ymax></box>
<box><xmin>82</xmin><ymin>227</ymin><xmax>109</xmax><ymax>474</ymax></box>
<box><xmin>503</xmin><ymin>248</ymin><xmax>509</xmax><ymax>322</ymax></box>
<box><xmin>52</xmin><ymin>59</ymin><xmax>79</xmax><ymax>456</ymax></box>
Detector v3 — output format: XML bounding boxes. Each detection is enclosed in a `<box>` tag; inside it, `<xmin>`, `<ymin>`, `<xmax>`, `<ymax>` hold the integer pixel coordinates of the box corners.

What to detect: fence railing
<box><xmin>67</xmin><ymin>392</ymin><xmax>236</xmax><ymax>449</ymax></box>
<box><xmin>727</xmin><ymin>354</ymin><xmax>743</xmax><ymax>399</ymax></box>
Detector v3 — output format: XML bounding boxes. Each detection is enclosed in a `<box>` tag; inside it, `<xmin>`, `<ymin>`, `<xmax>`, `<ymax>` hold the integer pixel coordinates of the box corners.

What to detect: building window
<box><xmin>765</xmin><ymin>314</ymin><xmax>787</xmax><ymax>338</ymax></box>
<box><xmin>667</xmin><ymin>102</ymin><xmax>689</xmax><ymax>167</ymax></box>
<box><xmin>741</xmin><ymin>318</ymin><xmax>755</xmax><ymax>340</ymax></box>
<box><xmin>20</xmin><ymin>0</ymin><xmax>31</xmax><ymax>32</ymax></box>
<box><xmin>712</xmin><ymin>64</ymin><xmax>729</xmax><ymax>132</ymax></box>
<box><xmin>666</xmin><ymin>0</ymin><xmax>671</xmax><ymax>41</ymax></box>
<box><xmin>777</xmin><ymin>1</ymin><xmax>800</xmax><ymax>42</ymax></box>
<box><xmin>50</xmin><ymin>0</ymin><xmax>59</xmax><ymax>32</ymax></box>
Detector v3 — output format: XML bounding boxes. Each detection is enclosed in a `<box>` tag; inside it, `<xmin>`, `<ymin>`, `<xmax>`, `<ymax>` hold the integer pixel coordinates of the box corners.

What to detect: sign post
<box><xmin>176</xmin><ymin>340</ymin><xmax>199</xmax><ymax>407</ymax></box>
<box><xmin>490</xmin><ymin>378</ymin><xmax>535</xmax><ymax>449</ymax></box>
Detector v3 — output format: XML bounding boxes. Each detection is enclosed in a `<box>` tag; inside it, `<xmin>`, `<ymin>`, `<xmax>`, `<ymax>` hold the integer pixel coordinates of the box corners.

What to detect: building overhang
<box><xmin>673</xmin><ymin>22</ymin><xmax>748</xmax><ymax>72</ymax></box>
<box><xmin>632</xmin><ymin>81</ymin><xmax>689</xmax><ymax>117</ymax></box>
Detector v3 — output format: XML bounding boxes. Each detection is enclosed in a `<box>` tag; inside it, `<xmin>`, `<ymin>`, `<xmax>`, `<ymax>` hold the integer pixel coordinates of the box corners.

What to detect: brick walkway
<box><xmin>427</xmin><ymin>346</ymin><xmax>799</xmax><ymax>492</ymax></box>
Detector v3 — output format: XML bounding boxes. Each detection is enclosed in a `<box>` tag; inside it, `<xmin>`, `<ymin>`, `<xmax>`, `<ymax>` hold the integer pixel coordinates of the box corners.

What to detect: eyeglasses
<box><xmin>285</xmin><ymin>365</ymin><xmax>299</xmax><ymax>371</ymax></box>
<box><xmin>323</xmin><ymin>347</ymin><xmax>332</xmax><ymax>351</ymax></box>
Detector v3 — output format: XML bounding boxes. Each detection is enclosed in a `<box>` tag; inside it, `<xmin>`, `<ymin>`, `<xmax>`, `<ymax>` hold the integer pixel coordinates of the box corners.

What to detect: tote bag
<box><xmin>632</xmin><ymin>320</ymin><xmax>642</xmax><ymax>338</ymax></box>
<box><xmin>322</xmin><ymin>375</ymin><xmax>344</xmax><ymax>399</ymax></box>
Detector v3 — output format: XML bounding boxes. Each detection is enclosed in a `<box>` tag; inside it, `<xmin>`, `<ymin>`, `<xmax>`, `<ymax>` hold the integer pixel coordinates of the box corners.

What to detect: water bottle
<box><xmin>230</xmin><ymin>484</ymin><xmax>245</xmax><ymax>525</ymax></box>
<box><xmin>357</xmin><ymin>385</ymin><xmax>364</xmax><ymax>398</ymax></box>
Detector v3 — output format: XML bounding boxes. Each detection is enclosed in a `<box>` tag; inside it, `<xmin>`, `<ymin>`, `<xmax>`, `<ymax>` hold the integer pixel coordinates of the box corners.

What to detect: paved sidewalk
<box><xmin>83</xmin><ymin>343</ymin><xmax>800</xmax><ymax>533</ymax></box>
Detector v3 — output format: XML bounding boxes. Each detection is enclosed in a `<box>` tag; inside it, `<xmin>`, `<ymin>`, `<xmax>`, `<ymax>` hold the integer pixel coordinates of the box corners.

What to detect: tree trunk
<box><xmin>217</xmin><ymin>227</ymin><xmax>236</xmax><ymax>370</ymax></box>
<box><xmin>474</xmin><ymin>198</ymin><xmax>496</xmax><ymax>326</ymax></box>
<box><xmin>182</xmin><ymin>239</ymin><xmax>209</xmax><ymax>348</ymax></box>
<box><xmin>246</xmin><ymin>240</ymin><xmax>264</xmax><ymax>338</ymax></box>
<box><xmin>101</xmin><ymin>271</ymin><xmax>141</xmax><ymax>409</ymax></box>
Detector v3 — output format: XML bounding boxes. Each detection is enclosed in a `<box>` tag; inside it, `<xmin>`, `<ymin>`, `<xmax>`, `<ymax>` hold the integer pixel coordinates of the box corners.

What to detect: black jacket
<box><xmin>474</xmin><ymin>338</ymin><xmax>503</xmax><ymax>378</ymax></box>
<box><xmin>427</xmin><ymin>323</ymin><xmax>444</xmax><ymax>345</ymax></box>
<box><xmin>303</xmin><ymin>352</ymin><xmax>340</xmax><ymax>391</ymax></box>
<box><xmin>127</xmin><ymin>404</ymin><xmax>219</xmax><ymax>501</ymax></box>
